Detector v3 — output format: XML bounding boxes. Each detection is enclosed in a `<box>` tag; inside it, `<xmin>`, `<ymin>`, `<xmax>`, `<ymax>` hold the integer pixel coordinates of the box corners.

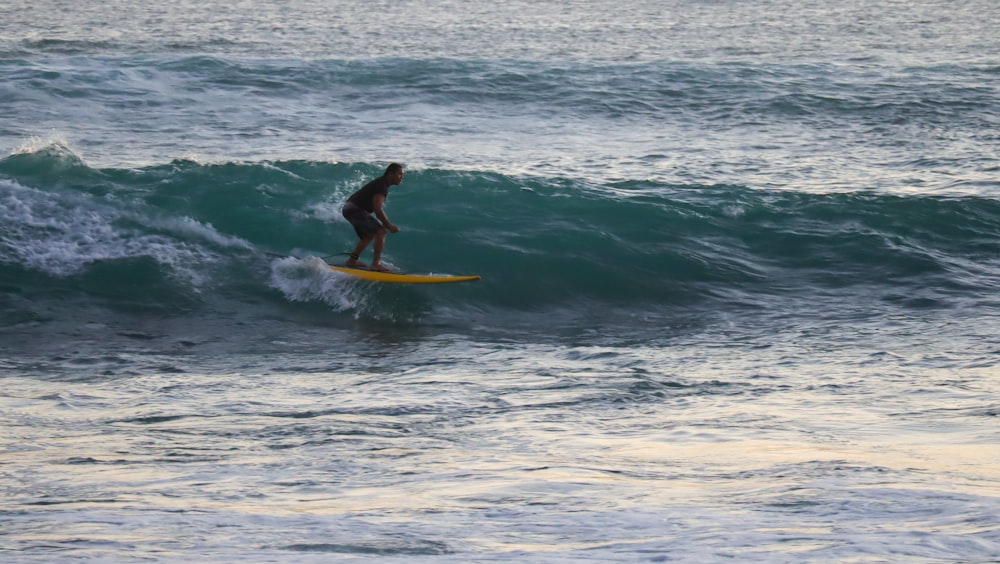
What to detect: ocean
<box><xmin>2</xmin><ymin>0</ymin><xmax>999</xmax><ymax>561</ymax></box>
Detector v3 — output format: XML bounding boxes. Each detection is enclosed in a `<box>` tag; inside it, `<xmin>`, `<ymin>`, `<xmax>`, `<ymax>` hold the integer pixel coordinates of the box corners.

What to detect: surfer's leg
<box><xmin>343</xmin><ymin>207</ymin><xmax>382</xmax><ymax>267</ymax></box>
<box><xmin>369</xmin><ymin>228</ymin><xmax>389</xmax><ymax>271</ymax></box>
<box><xmin>347</xmin><ymin>235</ymin><xmax>373</xmax><ymax>267</ymax></box>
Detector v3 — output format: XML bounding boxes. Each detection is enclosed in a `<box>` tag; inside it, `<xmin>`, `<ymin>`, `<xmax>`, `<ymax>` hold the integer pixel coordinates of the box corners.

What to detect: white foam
<box><xmin>722</xmin><ymin>204</ymin><xmax>747</xmax><ymax>218</ymax></box>
<box><xmin>268</xmin><ymin>256</ymin><xmax>370</xmax><ymax>314</ymax></box>
<box><xmin>0</xmin><ymin>179</ymin><xmax>211</xmax><ymax>285</ymax></box>
<box><xmin>148</xmin><ymin>216</ymin><xmax>253</xmax><ymax>250</ymax></box>
<box><xmin>307</xmin><ymin>200</ymin><xmax>344</xmax><ymax>223</ymax></box>
<box><xmin>11</xmin><ymin>133</ymin><xmax>76</xmax><ymax>157</ymax></box>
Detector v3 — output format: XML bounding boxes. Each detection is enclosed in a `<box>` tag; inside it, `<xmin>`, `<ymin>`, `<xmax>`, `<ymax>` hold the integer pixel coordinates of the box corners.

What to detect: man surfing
<box><xmin>341</xmin><ymin>163</ymin><xmax>403</xmax><ymax>272</ymax></box>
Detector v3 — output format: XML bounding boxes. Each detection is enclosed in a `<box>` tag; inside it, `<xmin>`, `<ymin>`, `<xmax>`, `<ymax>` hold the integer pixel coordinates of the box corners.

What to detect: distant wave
<box><xmin>3</xmin><ymin>54</ymin><xmax>998</xmax><ymax>194</ymax></box>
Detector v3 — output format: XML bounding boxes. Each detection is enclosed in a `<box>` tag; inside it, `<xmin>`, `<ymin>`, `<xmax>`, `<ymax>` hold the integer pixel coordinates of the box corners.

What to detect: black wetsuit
<box><xmin>346</xmin><ymin>175</ymin><xmax>390</xmax><ymax>212</ymax></box>
<box><xmin>342</xmin><ymin>175</ymin><xmax>390</xmax><ymax>238</ymax></box>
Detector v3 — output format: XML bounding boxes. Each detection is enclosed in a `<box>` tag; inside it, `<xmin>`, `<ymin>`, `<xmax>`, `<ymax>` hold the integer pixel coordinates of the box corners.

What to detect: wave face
<box><xmin>2</xmin><ymin>145</ymin><xmax>997</xmax><ymax>341</ymax></box>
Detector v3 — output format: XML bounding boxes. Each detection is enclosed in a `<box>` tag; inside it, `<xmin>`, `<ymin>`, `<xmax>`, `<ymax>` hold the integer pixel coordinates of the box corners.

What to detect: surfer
<box><xmin>341</xmin><ymin>163</ymin><xmax>403</xmax><ymax>272</ymax></box>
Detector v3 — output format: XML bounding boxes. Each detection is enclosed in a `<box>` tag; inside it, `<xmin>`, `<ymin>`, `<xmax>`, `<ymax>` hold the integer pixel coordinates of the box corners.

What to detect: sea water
<box><xmin>1</xmin><ymin>0</ymin><xmax>998</xmax><ymax>561</ymax></box>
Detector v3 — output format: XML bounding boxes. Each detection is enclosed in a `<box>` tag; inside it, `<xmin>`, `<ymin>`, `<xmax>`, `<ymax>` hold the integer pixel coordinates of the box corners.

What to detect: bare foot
<box><xmin>370</xmin><ymin>263</ymin><xmax>390</xmax><ymax>272</ymax></box>
<box><xmin>345</xmin><ymin>258</ymin><xmax>367</xmax><ymax>268</ymax></box>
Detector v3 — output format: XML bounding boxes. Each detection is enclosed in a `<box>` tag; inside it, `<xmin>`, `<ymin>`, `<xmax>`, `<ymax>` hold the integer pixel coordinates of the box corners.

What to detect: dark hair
<box><xmin>385</xmin><ymin>163</ymin><xmax>403</xmax><ymax>176</ymax></box>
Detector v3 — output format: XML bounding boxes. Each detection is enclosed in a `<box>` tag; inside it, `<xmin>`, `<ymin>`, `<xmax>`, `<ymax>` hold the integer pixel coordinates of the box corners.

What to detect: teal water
<box><xmin>2</xmin><ymin>0</ymin><xmax>999</xmax><ymax>561</ymax></box>
<box><xmin>3</xmin><ymin>149</ymin><xmax>997</xmax><ymax>333</ymax></box>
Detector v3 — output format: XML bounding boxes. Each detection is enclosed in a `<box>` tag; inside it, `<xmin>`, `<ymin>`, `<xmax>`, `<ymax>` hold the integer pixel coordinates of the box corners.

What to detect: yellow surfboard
<box><xmin>328</xmin><ymin>264</ymin><xmax>481</xmax><ymax>284</ymax></box>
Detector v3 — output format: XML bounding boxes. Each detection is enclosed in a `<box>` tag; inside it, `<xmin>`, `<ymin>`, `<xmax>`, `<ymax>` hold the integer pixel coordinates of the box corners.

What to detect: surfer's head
<box><xmin>385</xmin><ymin>163</ymin><xmax>404</xmax><ymax>185</ymax></box>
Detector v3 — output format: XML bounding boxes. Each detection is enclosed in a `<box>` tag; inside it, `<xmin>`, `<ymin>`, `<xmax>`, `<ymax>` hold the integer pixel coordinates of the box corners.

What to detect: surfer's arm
<box><xmin>372</xmin><ymin>194</ymin><xmax>398</xmax><ymax>233</ymax></box>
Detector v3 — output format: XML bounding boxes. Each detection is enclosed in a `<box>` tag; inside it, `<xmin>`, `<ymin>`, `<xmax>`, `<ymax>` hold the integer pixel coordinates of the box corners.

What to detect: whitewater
<box><xmin>1</xmin><ymin>0</ymin><xmax>999</xmax><ymax>561</ymax></box>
